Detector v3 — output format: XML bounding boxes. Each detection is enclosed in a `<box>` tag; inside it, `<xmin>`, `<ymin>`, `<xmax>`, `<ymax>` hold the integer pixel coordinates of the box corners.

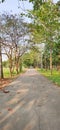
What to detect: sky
<box><xmin>0</xmin><ymin>0</ymin><xmax>33</xmax><ymax>14</ymax></box>
<box><xmin>0</xmin><ymin>0</ymin><xmax>58</xmax><ymax>14</ymax></box>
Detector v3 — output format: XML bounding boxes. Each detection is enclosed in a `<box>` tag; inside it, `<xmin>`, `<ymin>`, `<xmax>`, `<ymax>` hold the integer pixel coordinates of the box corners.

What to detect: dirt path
<box><xmin>0</xmin><ymin>69</ymin><xmax>60</xmax><ymax>130</ymax></box>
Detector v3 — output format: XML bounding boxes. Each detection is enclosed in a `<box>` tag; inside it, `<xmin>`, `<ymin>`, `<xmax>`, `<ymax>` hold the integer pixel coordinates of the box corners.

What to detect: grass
<box><xmin>3</xmin><ymin>67</ymin><xmax>26</xmax><ymax>78</ymax></box>
<box><xmin>3</xmin><ymin>68</ymin><xmax>17</xmax><ymax>78</ymax></box>
<box><xmin>38</xmin><ymin>68</ymin><xmax>60</xmax><ymax>86</ymax></box>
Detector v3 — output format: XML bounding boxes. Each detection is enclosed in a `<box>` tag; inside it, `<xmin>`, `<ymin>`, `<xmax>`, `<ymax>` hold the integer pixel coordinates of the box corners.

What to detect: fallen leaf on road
<box><xmin>8</xmin><ymin>108</ymin><xmax>13</xmax><ymax>112</ymax></box>
<box><xmin>17</xmin><ymin>92</ymin><xmax>21</xmax><ymax>94</ymax></box>
<box><xmin>0</xmin><ymin>112</ymin><xmax>2</xmax><ymax>114</ymax></box>
<box><xmin>2</xmin><ymin>90</ymin><xmax>10</xmax><ymax>93</ymax></box>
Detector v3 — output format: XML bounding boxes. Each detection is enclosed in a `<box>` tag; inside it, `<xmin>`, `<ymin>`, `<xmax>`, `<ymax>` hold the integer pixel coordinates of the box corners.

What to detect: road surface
<box><xmin>0</xmin><ymin>69</ymin><xmax>60</xmax><ymax>130</ymax></box>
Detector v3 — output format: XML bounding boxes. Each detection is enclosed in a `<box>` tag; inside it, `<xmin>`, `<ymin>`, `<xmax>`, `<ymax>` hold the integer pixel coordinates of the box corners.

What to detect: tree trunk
<box><xmin>0</xmin><ymin>43</ymin><xmax>3</xmax><ymax>78</ymax></box>
<box><xmin>44</xmin><ymin>55</ymin><xmax>47</xmax><ymax>71</ymax></box>
<box><xmin>41</xmin><ymin>51</ymin><xmax>43</xmax><ymax>69</ymax></box>
<box><xmin>50</xmin><ymin>48</ymin><xmax>53</xmax><ymax>75</ymax></box>
<box><xmin>15</xmin><ymin>58</ymin><xmax>19</xmax><ymax>74</ymax></box>
<box><xmin>20</xmin><ymin>58</ymin><xmax>22</xmax><ymax>72</ymax></box>
<box><xmin>9</xmin><ymin>67</ymin><xmax>13</xmax><ymax>77</ymax></box>
<box><xmin>9</xmin><ymin>58</ymin><xmax>13</xmax><ymax>77</ymax></box>
<box><xmin>16</xmin><ymin>62</ymin><xmax>19</xmax><ymax>74</ymax></box>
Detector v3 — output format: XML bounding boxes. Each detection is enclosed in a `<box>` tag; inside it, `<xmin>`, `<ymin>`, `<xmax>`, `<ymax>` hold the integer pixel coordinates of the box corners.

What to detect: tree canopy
<box><xmin>0</xmin><ymin>0</ymin><xmax>60</xmax><ymax>78</ymax></box>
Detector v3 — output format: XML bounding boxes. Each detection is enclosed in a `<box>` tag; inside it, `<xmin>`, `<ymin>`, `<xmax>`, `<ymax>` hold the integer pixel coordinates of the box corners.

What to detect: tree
<box><xmin>0</xmin><ymin>13</ymin><xmax>29</xmax><ymax>76</ymax></box>
<box><xmin>23</xmin><ymin>45</ymin><xmax>40</xmax><ymax>68</ymax></box>
<box><xmin>28</xmin><ymin>1</ymin><xmax>59</xmax><ymax>74</ymax></box>
<box><xmin>0</xmin><ymin>38</ymin><xmax>3</xmax><ymax>78</ymax></box>
<box><xmin>29</xmin><ymin>0</ymin><xmax>43</xmax><ymax>10</ymax></box>
<box><xmin>0</xmin><ymin>15</ymin><xmax>4</xmax><ymax>78</ymax></box>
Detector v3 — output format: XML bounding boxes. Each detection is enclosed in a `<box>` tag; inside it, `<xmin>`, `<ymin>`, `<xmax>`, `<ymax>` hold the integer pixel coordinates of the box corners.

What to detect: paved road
<box><xmin>0</xmin><ymin>69</ymin><xmax>60</xmax><ymax>130</ymax></box>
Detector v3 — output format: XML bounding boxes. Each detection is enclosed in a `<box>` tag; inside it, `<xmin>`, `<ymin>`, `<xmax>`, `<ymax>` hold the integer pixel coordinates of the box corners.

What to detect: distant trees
<box><xmin>23</xmin><ymin>48</ymin><xmax>40</xmax><ymax>68</ymax></box>
<box><xmin>42</xmin><ymin>42</ymin><xmax>60</xmax><ymax>70</ymax></box>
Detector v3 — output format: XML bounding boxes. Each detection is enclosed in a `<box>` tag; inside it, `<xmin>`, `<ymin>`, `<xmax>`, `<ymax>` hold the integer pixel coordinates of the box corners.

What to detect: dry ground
<box><xmin>0</xmin><ymin>78</ymin><xmax>12</xmax><ymax>90</ymax></box>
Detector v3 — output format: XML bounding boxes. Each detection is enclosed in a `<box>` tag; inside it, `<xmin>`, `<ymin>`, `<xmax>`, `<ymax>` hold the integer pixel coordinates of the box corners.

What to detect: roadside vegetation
<box><xmin>3</xmin><ymin>67</ymin><xmax>26</xmax><ymax>78</ymax></box>
<box><xmin>3</xmin><ymin>67</ymin><xmax>19</xmax><ymax>78</ymax></box>
<box><xmin>38</xmin><ymin>69</ymin><xmax>60</xmax><ymax>86</ymax></box>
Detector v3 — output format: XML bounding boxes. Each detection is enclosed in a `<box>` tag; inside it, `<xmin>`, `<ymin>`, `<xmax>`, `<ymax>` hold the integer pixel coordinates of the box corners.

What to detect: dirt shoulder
<box><xmin>0</xmin><ymin>78</ymin><xmax>13</xmax><ymax>90</ymax></box>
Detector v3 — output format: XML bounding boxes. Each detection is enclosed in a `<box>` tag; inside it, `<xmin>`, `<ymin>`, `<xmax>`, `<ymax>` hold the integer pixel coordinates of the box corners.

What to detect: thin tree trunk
<box><xmin>41</xmin><ymin>51</ymin><xmax>43</xmax><ymax>69</ymax></box>
<box><xmin>45</xmin><ymin>55</ymin><xmax>47</xmax><ymax>71</ymax></box>
<box><xmin>16</xmin><ymin>63</ymin><xmax>19</xmax><ymax>74</ymax></box>
<box><xmin>0</xmin><ymin>43</ymin><xmax>3</xmax><ymax>78</ymax></box>
<box><xmin>9</xmin><ymin>67</ymin><xmax>12</xmax><ymax>77</ymax></box>
<box><xmin>20</xmin><ymin>58</ymin><xmax>22</xmax><ymax>72</ymax></box>
<box><xmin>15</xmin><ymin>44</ymin><xmax>19</xmax><ymax>74</ymax></box>
<box><xmin>9</xmin><ymin>57</ymin><xmax>13</xmax><ymax>77</ymax></box>
<box><xmin>50</xmin><ymin>48</ymin><xmax>53</xmax><ymax>75</ymax></box>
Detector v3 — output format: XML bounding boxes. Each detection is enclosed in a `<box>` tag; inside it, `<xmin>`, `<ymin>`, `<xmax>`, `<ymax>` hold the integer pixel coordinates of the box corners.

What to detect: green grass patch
<box><xmin>3</xmin><ymin>68</ymin><xmax>17</xmax><ymax>78</ymax></box>
<box><xmin>38</xmin><ymin>68</ymin><xmax>60</xmax><ymax>86</ymax></box>
<box><xmin>3</xmin><ymin>68</ymin><xmax>11</xmax><ymax>78</ymax></box>
<box><xmin>3</xmin><ymin>67</ymin><xmax>26</xmax><ymax>78</ymax></box>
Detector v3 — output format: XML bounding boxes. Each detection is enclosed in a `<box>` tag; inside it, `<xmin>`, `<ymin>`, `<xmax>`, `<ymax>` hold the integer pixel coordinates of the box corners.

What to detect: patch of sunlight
<box><xmin>17</xmin><ymin>88</ymin><xmax>29</xmax><ymax>94</ymax></box>
<box><xmin>3</xmin><ymin>123</ymin><xmax>11</xmax><ymax>130</ymax></box>
<box><xmin>7</xmin><ymin>95</ymin><xmax>19</xmax><ymax>105</ymax></box>
<box><xmin>25</xmin><ymin>100</ymin><xmax>35</xmax><ymax>111</ymax></box>
<box><xmin>0</xmin><ymin>100</ymin><xmax>25</xmax><ymax>124</ymax></box>
<box><xmin>24</xmin><ymin>118</ymin><xmax>36</xmax><ymax>130</ymax></box>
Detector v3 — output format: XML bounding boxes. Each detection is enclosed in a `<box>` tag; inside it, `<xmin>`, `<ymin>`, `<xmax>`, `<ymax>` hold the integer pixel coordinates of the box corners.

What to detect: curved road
<box><xmin>0</xmin><ymin>69</ymin><xmax>60</xmax><ymax>130</ymax></box>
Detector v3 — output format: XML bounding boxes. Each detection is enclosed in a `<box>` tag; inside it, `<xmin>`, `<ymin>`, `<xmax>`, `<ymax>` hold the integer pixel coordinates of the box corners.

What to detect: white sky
<box><xmin>0</xmin><ymin>0</ymin><xmax>33</xmax><ymax>14</ymax></box>
<box><xmin>0</xmin><ymin>0</ymin><xmax>58</xmax><ymax>14</ymax></box>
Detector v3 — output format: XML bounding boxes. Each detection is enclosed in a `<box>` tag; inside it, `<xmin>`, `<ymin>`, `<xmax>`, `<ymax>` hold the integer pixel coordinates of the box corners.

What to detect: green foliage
<box><xmin>3</xmin><ymin>67</ymin><xmax>17</xmax><ymax>78</ymax></box>
<box><xmin>38</xmin><ymin>68</ymin><xmax>60</xmax><ymax>86</ymax></box>
<box><xmin>28</xmin><ymin>1</ymin><xmax>60</xmax><ymax>74</ymax></box>
<box><xmin>2</xmin><ymin>60</ymin><xmax>9</xmax><ymax>68</ymax></box>
<box><xmin>23</xmin><ymin>49</ymin><xmax>40</xmax><ymax>68</ymax></box>
<box><xmin>23</xmin><ymin>52</ymin><xmax>34</xmax><ymax>67</ymax></box>
<box><xmin>43</xmin><ymin>41</ymin><xmax>60</xmax><ymax>68</ymax></box>
<box><xmin>29</xmin><ymin>0</ymin><xmax>42</xmax><ymax>10</ymax></box>
<box><xmin>3</xmin><ymin>67</ymin><xmax>11</xmax><ymax>78</ymax></box>
<box><xmin>28</xmin><ymin>1</ymin><xmax>59</xmax><ymax>45</ymax></box>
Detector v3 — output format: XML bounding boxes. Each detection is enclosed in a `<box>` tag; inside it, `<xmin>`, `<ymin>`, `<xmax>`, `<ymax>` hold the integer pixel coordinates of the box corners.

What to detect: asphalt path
<box><xmin>0</xmin><ymin>69</ymin><xmax>60</xmax><ymax>130</ymax></box>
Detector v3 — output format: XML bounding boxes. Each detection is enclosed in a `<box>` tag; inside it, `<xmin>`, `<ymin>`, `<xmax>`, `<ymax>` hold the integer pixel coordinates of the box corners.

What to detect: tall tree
<box><xmin>0</xmin><ymin>13</ymin><xmax>29</xmax><ymax>75</ymax></box>
<box><xmin>28</xmin><ymin>1</ymin><xmax>59</xmax><ymax>74</ymax></box>
<box><xmin>0</xmin><ymin>15</ymin><xmax>4</xmax><ymax>78</ymax></box>
<box><xmin>0</xmin><ymin>38</ymin><xmax>3</xmax><ymax>78</ymax></box>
